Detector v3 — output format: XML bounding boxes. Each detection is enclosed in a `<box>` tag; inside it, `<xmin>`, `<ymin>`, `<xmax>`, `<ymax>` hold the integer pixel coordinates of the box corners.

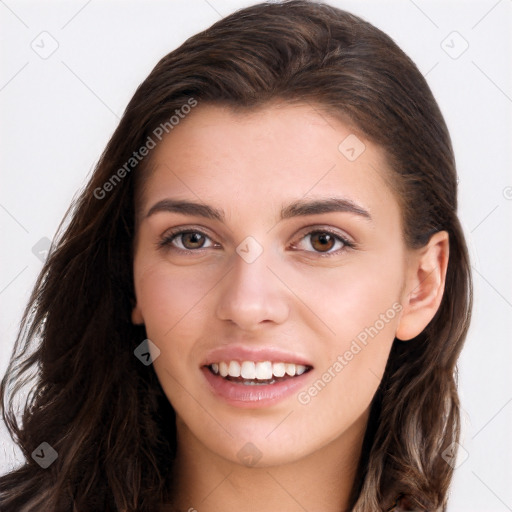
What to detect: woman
<box><xmin>0</xmin><ymin>1</ymin><xmax>472</xmax><ymax>510</ymax></box>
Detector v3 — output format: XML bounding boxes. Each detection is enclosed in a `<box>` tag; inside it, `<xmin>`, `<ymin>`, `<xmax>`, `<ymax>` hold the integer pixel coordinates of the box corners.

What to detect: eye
<box><xmin>159</xmin><ymin>229</ymin><xmax>216</xmax><ymax>251</ymax></box>
<box><xmin>292</xmin><ymin>229</ymin><xmax>353</xmax><ymax>255</ymax></box>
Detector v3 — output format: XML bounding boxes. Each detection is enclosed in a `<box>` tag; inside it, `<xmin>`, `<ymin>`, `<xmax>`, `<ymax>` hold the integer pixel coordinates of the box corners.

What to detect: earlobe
<box><xmin>131</xmin><ymin>305</ymin><xmax>144</xmax><ymax>325</ymax></box>
<box><xmin>395</xmin><ymin>230</ymin><xmax>450</xmax><ymax>341</ymax></box>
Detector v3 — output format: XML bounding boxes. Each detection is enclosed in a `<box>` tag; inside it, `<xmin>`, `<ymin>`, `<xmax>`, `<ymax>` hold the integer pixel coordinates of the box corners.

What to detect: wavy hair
<box><xmin>0</xmin><ymin>1</ymin><xmax>472</xmax><ymax>510</ymax></box>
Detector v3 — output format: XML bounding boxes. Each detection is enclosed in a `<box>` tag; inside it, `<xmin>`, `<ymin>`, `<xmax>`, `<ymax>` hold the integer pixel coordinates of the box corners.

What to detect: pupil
<box><xmin>184</xmin><ymin>232</ymin><xmax>204</xmax><ymax>248</ymax></box>
<box><xmin>312</xmin><ymin>232</ymin><xmax>334</xmax><ymax>252</ymax></box>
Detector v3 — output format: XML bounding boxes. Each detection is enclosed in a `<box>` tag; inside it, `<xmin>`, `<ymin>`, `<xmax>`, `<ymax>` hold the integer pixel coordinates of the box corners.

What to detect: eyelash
<box><xmin>290</xmin><ymin>228</ymin><xmax>355</xmax><ymax>256</ymax></box>
<box><xmin>158</xmin><ymin>226</ymin><xmax>355</xmax><ymax>257</ymax></box>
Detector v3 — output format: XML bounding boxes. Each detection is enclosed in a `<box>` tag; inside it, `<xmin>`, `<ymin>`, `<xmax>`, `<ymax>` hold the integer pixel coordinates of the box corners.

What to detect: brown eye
<box><xmin>310</xmin><ymin>231</ymin><xmax>336</xmax><ymax>252</ymax></box>
<box><xmin>180</xmin><ymin>231</ymin><xmax>207</xmax><ymax>249</ymax></box>
<box><xmin>291</xmin><ymin>229</ymin><xmax>352</xmax><ymax>255</ymax></box>
<box><xmin>159</xmin><ymin>229</ymin><xmax>215</xmax><ymax>251</ymax></box>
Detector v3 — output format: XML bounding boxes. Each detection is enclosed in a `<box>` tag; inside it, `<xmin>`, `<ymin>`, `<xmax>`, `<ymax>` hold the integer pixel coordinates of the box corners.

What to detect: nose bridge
<box><xmin>215</xmin><ymin>236</ymin><xmax>289</xmax><ymax>328</ymax></box>
<box><xmin>234</xmin><ymin>237</ymin><xmax>271</xmax><ymax>288</ymax></box>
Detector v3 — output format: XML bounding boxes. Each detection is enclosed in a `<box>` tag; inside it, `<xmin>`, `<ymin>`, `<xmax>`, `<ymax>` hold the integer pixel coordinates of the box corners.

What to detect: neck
<box><xmin>163</xmin><ymin>410</ymin><xmax>369</xmax><ymax>512</ymax></box>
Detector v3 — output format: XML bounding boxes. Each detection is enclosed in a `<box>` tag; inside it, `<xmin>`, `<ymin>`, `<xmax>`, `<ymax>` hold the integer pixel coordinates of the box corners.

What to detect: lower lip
<box><xmin>201</xmin><ymin>367</ymin><xmax>312</xmax><ymax>408</ymax></box>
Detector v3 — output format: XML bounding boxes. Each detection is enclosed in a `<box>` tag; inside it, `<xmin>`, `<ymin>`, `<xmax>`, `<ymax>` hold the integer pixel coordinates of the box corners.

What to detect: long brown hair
<box><xmin>0</xmin><ymin>1</ymin><xmax>472</xmax><ymax>510</ymax></box>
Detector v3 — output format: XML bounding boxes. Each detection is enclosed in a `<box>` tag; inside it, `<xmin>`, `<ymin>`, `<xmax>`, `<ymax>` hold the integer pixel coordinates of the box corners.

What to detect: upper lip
<box><xmin>201</xmin><ymin>345</ymin><xmax>313</xmax><ymax>367</ymax></box>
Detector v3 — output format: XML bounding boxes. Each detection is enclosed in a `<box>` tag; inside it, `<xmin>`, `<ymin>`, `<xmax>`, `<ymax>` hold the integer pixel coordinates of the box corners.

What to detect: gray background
<box><xmin>1</xmin><ymin>1</ymin><xmax>511</xmax><ymax>510</ymax></box>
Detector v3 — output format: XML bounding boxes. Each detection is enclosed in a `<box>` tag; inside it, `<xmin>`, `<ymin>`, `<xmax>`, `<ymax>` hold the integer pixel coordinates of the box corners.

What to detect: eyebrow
<box><xmin>281</xmin><ymin>197</ymin><xmax>371</xmax><ymax>221</ymax></box>
<box><xmin>145</xmin><ymin>197</ymin><xmax>372</xmax><ymax>222</ymax></box>
<box><xmin>146</xmin><ymin>199</ymin><xmax>223</xmax><ymax>221</ymax></box>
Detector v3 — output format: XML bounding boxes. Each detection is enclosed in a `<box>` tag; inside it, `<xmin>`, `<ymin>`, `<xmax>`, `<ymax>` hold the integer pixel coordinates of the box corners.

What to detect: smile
<box><xmin>202</xmin><ymin>360</ymin><xmax>313</xmax><ymax>407</ymax></box>
<box><xmin>209</xmin><ymin>360</ymin><xmax>309</xmax><ymax>384</ymax></box>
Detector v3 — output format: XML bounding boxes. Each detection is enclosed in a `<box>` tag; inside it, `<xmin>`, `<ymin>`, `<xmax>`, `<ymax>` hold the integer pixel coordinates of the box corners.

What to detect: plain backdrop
<box><xmin>1</xmin><ymin>1</ymin><xmax>511</xmax><ymax>510</ymax></box>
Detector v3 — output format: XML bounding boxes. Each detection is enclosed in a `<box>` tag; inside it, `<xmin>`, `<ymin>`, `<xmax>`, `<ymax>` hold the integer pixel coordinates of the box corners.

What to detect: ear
<box><xmin>131</xmin><ymin>303</ymin><xmax>144</xmax><ymax>325</ymax></box>
<box><xmin>396</xmin><ymin>230</ymin><xmax>449</xmax><ymax>341</ymax></box>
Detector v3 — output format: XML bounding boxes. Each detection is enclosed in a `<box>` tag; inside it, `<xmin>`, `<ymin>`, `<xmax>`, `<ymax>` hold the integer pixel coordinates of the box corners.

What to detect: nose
<box><xmin>215</xmin><ymin>245</ymin><xmax>289</xmax><ymax>330</ymax></box>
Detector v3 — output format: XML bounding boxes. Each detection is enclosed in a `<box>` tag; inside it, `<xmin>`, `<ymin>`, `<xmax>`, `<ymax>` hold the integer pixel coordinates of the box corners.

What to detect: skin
<box><xmin>131</xmin><ymin>102</ymin><xmax>449</xmax><ymax>512</ymax></box>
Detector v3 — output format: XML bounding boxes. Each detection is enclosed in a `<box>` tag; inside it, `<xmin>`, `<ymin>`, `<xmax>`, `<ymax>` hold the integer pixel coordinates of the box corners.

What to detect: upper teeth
<box><xmin>211</xmin><ymin>361</ymin><xmax>307</xmax><ymax>380</ymax></box>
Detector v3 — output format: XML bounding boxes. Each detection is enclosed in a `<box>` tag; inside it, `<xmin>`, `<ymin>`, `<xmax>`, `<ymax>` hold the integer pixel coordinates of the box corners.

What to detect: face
<box><xmin>132</xmin><ymin>102</ymin><xmax>410</xmax><ymax>467</ymax></box>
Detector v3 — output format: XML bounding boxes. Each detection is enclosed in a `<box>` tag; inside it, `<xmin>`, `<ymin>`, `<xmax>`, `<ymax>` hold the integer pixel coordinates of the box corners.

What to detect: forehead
<box><xmin>139</xmin><ymin>102</ymin><xmax>399</xmax><ymax>227</ymax></box>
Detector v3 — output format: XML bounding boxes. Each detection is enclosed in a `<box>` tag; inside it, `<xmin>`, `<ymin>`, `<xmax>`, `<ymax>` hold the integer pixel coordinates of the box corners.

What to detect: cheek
<box><xmin>288</xmin><ymin>255</ymin><xmax>402</xmax><ymax>415</ymax></box>
<box><xmin>280</xmin><ymin>251</ymin><xmax>403</xmax><ymax>349</ymax></box>
<box><xmin>134</xmin><ymin>254</ymin><xmax>218</xmax><ymax>333</ymax></box>
<box><xmin>133</xmin><ymin>263</ymin><xmax>215</xmax><ymax>413</ymax></box>
<box><xmin>132</xmin><ymin>256</ymin><xmax>220</xmax><ymax>374</ymax></box>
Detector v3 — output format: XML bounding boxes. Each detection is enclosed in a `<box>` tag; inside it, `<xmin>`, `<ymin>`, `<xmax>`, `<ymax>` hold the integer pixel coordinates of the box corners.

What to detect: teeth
<box><xmin>219</xmin><ymin>361</ymin><xmax>229</xmax><ymax>377</ymax></box>
<box><xmin>241</xmin><ymin>361</ymin><xmax>256</xmax><ymax>379</ymax></box>
<box><xmin>272</xmin><ymin>362</ymin><xmax>286</xmax><ymax>377</ymax></box>
<box><xmin>209</xmin><ymin>360</ymin><xmax>309</xmax><ymax>380</ymax></box>
<box><xmin>255</xmin><ymin>361</ymin><xmax>272</xmax><ymax>380</ymax></box>
<box><xmin>228</xmin><ymin>360</ymin><xmax>241</xmax><ymax>377</ymax></box>
<box><xmin>285</xmin><ymin>363</ymin><xmax>296</xmax><ymax>376</ymax></box>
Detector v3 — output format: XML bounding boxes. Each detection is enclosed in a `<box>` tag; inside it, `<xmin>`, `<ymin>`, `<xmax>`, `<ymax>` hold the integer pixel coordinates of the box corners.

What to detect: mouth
<box><xmin>206</xmin><ymin>360</ymin><xmax>312</xmax><ymax>385</ymax></box>
<box><xmin>201</xmin><ymin>359</ymin><xmax>314</xmax><ymax>408</ymax></box>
